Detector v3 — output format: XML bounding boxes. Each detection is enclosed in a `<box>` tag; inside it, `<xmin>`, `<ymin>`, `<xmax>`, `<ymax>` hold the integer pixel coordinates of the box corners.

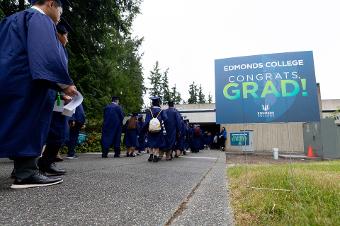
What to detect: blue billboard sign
<box><xmin>215</xmin><ymin>51</ymin><xmax>320</xmax><ymax>124</ymax></box>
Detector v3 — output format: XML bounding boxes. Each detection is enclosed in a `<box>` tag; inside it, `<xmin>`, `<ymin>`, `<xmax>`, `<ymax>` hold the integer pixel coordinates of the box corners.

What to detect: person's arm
<box><xmin>175</xmin><ymin>111</ymin><xmax>182</xmax><ymax>134</ymax></box>
<box><xmin>118</xmin><ymin>107</ymin><xmax>124</xmax><ymax>124</ymax></box>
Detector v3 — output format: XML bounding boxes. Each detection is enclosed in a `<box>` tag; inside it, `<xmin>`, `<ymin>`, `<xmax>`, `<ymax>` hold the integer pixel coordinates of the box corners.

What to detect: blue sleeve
<box><xmin>27</xmin><ymin>13</ymin><xmax>72</xmax><ymax>85</ymax></box>
<box><xmin>161</xmin><ymin>110</ymin><xmax>168</xmax><ymax>123</ymax></box>
<box><xmin>175</xmin><ymin>111</ymin><xmax>182</xmax><ymax>132</ymax></box>
<box><xmin>118</xmin><ymin>107</ymin><xmax>124</xmax><ymax>123</ymax></box>
<box><xmin>103</xmin><ymin>106</ymin><xmax>110</xmax><ymax>127</ymax></box>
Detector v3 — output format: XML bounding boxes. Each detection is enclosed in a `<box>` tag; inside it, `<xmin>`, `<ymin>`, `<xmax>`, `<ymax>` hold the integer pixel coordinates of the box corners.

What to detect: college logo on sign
<box><xmin>215</xmin><ymin>51</ymin><xmax>320</xmax><ymax>124</ymax></box>
<box><xmin>262</xmin><ymin>104</ymin><xmax>269</xmax><ymax>112</ymax></box>
<box><xmin>258</xmin><ymin>104</ymin><xmax>275</xmax><ymax>118</ymax></box>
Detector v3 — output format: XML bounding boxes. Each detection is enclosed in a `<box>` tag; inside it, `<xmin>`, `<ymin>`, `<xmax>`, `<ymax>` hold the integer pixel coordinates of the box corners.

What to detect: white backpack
<box><xmin>148</xmin><ymin>109</ymin><xmax>162</xmax><ymax>133</ymax></box>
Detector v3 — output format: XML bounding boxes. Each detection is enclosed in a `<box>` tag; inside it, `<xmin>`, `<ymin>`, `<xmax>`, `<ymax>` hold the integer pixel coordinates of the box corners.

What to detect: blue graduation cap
<box><xmin>112</xmin><ymin>96</ymin><xmax>120</xmax><ymax>102</ymax></box>
<box><xmin>56</xmin><ymin>18</ymin><xmax>72</xmax><ymax>34</ymax></box>
<box><xmin>132</xmin><ymin>112</ymin><xmax>139</xmax><ymax>117</ymax></box>
<box><xmin>150</xmin><ymin>96</ymin><xmax>161</xmax><ymax>106</ymax></box>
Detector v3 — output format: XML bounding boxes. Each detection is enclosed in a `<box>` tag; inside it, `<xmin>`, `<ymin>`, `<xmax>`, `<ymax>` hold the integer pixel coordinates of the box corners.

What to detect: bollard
<box><xmin>273</xmin><ymin>148</ymin><xmax>279</xmax><ymax>160</ymax></box>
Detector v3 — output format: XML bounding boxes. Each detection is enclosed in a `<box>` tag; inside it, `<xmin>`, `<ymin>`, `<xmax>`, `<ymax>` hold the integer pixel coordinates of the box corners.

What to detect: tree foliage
<box><xmin>162</xmin><ymin>68</ymin><xmax>171</xmax><ymax>102</ymax></box>
<box><xmin>188</xmin><ymin>82</ymin><xmax>198</xmax><ymax>104</ymax></box>
<box><xmin>170</xmin><ymin>84</ymin><xmax>182</xmax><ymax>104</ymax></box>
<box><xmin>148</xmin><ymin>61</ymin><xmax>181</xmax><ymax>104</ymax></box>
<box><xmin>208</xmin><ymin>93</ymin><xmax>213</xmax><ymax>103</ymax></box>
<box><xmin>188</xmin><ymin>82</ymin><xmax>210</xmax><ymax>104</ymax></box>
<box><xmin>0</xmin><ymin>0</ymin><xmax>145</xmax><ymax>118</ymax></box>
<box><xmin>148</xmin><ymin>61</ymin><xmax>163</xmax><ymax>100</ymax></box>
<box><xmin>198</xmin><ymin>84</ymin><xmax>206</xmax><ymax>104</ymax></box>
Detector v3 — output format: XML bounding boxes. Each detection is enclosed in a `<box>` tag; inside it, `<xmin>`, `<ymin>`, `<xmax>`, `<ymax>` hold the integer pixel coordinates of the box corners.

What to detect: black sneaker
<box><xmin>113</xmin><ymin>155</ymin><xmax>120</xmax><ymax>158</ymax></box>
<box><xmin>11</xmin><ymin>173</ymin><xmax>63</xmax><ymax>189</ymax></box>
<box><xmin>153</xmin><ymin>156</ymin><xmax>159</xmax><ymax>162</ymax></box>
<box><xmin>148</xmin><ymin>154</ymin><xmax>154</xmax><ymax>162</ymax></box>
<box><xmin>102</xmin><ymin>154</ymin><xmax>108</xmax><ymax>158</ymax></box>
<box><xmin>40</xmin><ymin>163</ymin><xmax>66</xmax><ymax>176</ymax></box>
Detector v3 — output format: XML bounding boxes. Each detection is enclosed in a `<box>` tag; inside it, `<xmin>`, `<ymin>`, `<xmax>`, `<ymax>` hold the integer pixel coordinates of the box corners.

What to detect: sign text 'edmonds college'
<box><xmin>215</xmin><ymin>51</ymin><xmax>320</xmax><ymax>124</ymax></box>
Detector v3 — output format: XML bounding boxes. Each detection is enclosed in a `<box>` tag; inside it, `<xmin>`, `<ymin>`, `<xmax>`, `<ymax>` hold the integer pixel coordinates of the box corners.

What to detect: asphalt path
<box><xmin>0</xmin><ymin>150</ymin><xmax>234</xmax><ymax>226</ymax></box>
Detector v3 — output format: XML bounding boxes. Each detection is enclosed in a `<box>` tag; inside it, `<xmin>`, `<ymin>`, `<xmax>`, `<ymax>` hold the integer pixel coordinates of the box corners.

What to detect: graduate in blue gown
<box><xmin>143</xmin><ymin>97</ymin><xmax>168</xmax><ymax>162</ymax></box>
<box><xmin>0</xmin><ymin>0</ymin><xmax>77</xmax><ymax>189</ymax></box>
<box><xmin>101</xmin><ymin>96</ymin><xmax>124</xmax><ymax>158</ymax></box>
<box><xmin>191</xmin><ymin>125</ymin><xmax>203</xmax><ymax>153</ymax></box>
<box><xmin>164</xmin><ymin>101</ymin><xmax>181</xmax><ymax>160</ymax></box>
<box><xmin>184</xmin><ymin>119</ymin><xmax>191</xmax><ymax>151</ymax></box>
<box><xmin>125</xmin><ymin>113</ymin><xmax>139</xmax><ymax>157</ymax></box>
<box><xmin>38</xmin><ymin>19</ymin><xmax>73</xmax><ymax>175</ymax></box>
<box><xmin>175</xmin><ymin>117</ymin><xmax>187</xmax><ymax>156</ymax></box>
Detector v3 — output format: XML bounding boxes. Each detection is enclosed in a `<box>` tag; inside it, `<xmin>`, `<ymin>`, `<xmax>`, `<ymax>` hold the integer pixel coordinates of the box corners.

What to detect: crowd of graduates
<box><xmin>102</xmin><ymin>96</ymin><xmax>198</xmax><ymax>161</ymax></box>
<box><xmin>100</xmin><ymin>96</ymin><xmax>227</xmax><ymax>162</ymax></box>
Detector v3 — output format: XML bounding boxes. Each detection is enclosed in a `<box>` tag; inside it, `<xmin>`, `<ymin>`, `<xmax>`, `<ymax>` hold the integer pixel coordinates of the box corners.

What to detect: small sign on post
<box><xmin>230</xmin><ymin>131</ymin><xmax>254</xmax><ymax>152</ymax></box>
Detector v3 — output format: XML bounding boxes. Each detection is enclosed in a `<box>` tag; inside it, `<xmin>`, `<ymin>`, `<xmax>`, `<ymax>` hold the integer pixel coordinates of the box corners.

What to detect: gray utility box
<box><xmin>303</xmin><ymin>118</ymin><xmax>340</xmax><ymax>159</ymax></box>
<box><xmin>229</xmin><ymin>130</ymin><xmax>254</xmax><ymax>152</ymax></box>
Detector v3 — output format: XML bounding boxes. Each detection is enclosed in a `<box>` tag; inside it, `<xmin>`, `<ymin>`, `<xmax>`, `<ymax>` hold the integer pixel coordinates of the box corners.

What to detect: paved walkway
<box><xmin>0</xmin><ymin>150</ymin><xmax>234</xmax><ymax>226</ymax></box>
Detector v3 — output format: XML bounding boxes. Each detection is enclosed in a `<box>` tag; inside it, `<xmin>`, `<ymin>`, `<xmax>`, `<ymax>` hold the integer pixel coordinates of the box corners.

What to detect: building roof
<box><xmin>321</xmin><ymin>99</ymin><xmax>340</xmax><ymax>111</ymax></box>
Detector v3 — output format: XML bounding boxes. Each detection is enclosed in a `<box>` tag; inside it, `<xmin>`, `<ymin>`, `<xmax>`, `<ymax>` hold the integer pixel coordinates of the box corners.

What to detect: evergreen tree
<box><xmin>188</xmin><ymin>82</ymin><xmax>198</xmax><ymax>104</ymax></box>
<box><xmin>148</xmin><ymin>61</ymin><xmax>163</xmax><ymax>100</ymax></box>
<box><xmin>162</xmin><ymin>68</ymin><xmax>171</xmax><ymax>102</ymax></box>
<box><xmin>170</xmin><ymin>84</ymin><xmax>182</xmax><ymax>104</ymax></box>
<box><xmin>208</xmin><ymin>93</ymin><xmax>213</xmax><ymax>103</ymax></box>
<box><xmin>198</xmin><ymin>85</ymin><xmax>206</xmax><ymax>104</ymax></box>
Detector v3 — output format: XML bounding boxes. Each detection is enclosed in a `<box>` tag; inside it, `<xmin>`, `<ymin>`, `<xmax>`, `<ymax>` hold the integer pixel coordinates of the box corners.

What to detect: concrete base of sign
<box><xmin>279</xmin><ymin>154</ymin><xmax>321</xmax><ymax>160</ymax></box>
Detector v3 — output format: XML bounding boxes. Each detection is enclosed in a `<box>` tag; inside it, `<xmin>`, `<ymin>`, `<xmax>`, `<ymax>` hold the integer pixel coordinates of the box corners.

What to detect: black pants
<box><xmin>13</xmin><ymin>157</ymin><xmax>39</xmax><ymax>180</ymax></box>
<box><xmin>67</xmin><ymin>122</ymin><xmax>83</xmax><ymax>157</ymax></box>
<box><xmin>39</xmin><ymin>144</ymin><xmax>61</xmax><ymax>167</ymax></box>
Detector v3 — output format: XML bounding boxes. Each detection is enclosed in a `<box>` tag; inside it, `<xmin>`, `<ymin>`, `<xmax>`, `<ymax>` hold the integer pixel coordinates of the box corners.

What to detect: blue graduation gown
<box><xmin>70</xmin><ymin>104</ymin><xmax>86</xmax><ymax>124</ymax></box>
<box><xmin>164</xmin><ymin>107</ymin><xmax>181</xmax><ymax>150</ymax></box>
<box><xmin>191</xmin><ymin>127</ymin><xmax>203</xmax><ymax>151</ymax></box>
<box><xmin>143</xmin><ymin>107</ymin><xmax>168</xmax><ymax>149</ymax></box>
<box><xmin>175</xmin><ymin>120</ymin><xmax>186</xmax><ymax>151</ymax></box>
<box><xmin>47</xmin><ymin>49</ymin><xmax>73</xmax><ymax>147</ymax></box>
<box><xmin>101</xmin><ymin>103</ymin><xmax>124</xmax><ymax>150</ymax></box>
<box><xmin>137</xmin><ymin>121</ymin><xmax>145</xmax><ymax>151</ymax></box>
<box><xmin>0</xmin><ymin>9</ymin><xmax>73</xmax><ymax>158</ymax></box>
<box><xmin>46</xmin><ymin>111</ymin><xmax>68</xmax><ymax>146</ymax></box>
<box><xmin>125</xmin><ymin>128</ymin><xmax>138</xmax><ymax>148</ymax></box>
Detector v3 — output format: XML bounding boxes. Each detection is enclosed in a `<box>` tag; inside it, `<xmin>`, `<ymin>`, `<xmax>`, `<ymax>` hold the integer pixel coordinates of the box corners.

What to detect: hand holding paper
<box><xmin>62</xmin><ymin>91</ymin><xmax>84</xmax><ymax>116</ymax></box>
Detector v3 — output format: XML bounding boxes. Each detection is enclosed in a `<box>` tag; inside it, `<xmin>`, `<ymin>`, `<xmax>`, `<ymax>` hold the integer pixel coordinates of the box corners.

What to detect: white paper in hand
<box><xmin>62</xmin><ymin>91</ymin><xmax>84</xmax><ymax>116</ymax></box>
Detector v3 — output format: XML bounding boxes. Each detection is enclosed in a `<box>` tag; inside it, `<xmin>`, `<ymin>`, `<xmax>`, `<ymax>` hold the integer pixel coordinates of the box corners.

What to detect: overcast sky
<box><xmin>132</xmin><ymin>0</ymin><xmax>340</xmax><ymax>102</ymax></box>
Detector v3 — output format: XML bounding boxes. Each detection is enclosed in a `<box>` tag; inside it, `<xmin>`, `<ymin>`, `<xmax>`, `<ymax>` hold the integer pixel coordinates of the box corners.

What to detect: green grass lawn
<box><xmin>227</xmin><ymin>161</ymin><xmax>340</xmax><ymax>226</ymax></box>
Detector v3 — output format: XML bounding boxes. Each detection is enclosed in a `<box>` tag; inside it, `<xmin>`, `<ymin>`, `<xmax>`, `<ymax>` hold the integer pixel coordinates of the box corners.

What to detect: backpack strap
<box><xmin>150</xmin><ymin>109</ymin><xmax>162</xmax><ymax>119</ymax></box>
<box><xmin>150</xmin><ymin>109</ymin><xmax>155</xmax><ymax>118</ymax></box>
<box><xmin>155</xmin><ymin>109</ymin><xmax>163</xmax><ymax>119</ymax></box>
